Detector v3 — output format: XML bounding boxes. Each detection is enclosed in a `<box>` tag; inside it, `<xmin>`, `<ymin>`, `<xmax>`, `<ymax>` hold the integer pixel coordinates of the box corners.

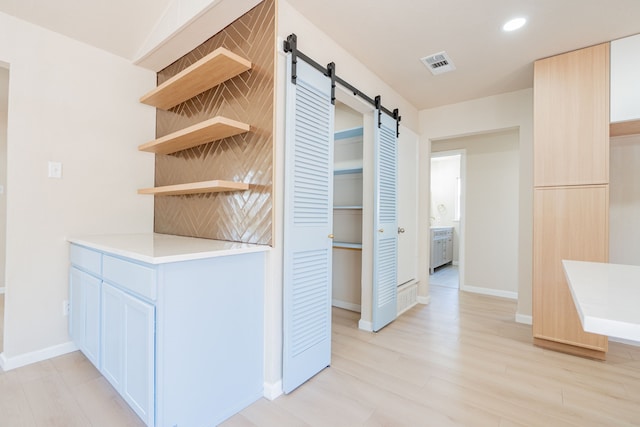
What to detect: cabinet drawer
<box><xmin>103</xmin><ymin>255</ymin><xmax>157</xmax><ymax>301</ymax></box>
<box><xmin>70</xmin><ymin>244</ymin><xmax>102</xmax><ymax>276</ymax></box>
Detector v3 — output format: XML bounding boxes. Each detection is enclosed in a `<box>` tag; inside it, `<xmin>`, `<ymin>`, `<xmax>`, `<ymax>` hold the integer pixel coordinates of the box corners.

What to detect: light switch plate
<box><xmin>48</xmin><ymin>161</ymin><xmax>62</xmax><ymax>178</ymax></box>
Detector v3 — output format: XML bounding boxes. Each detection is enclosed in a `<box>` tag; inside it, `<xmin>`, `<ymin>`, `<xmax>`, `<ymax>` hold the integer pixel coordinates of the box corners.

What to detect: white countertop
<box><xmin>562</xmin><ymin>260</ymin><xmax>640</xmax><ymax>342</ymax></box>
<box><xmin>68</xmin><ymin>233</ymin><xmax>270</xmax><ymax>264</ymax></box>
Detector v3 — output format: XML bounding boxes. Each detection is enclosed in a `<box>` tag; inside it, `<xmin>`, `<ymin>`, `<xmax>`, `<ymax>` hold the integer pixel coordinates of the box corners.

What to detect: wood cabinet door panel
<box><xmin>533</xmin><ymin>186</ymin><xmax>608</xmax><ymax>351</ymax></box>
<box><xmin>534</xmin><ymin>43</ymin><xmax>609</xmax><ymax>187</ymax></box>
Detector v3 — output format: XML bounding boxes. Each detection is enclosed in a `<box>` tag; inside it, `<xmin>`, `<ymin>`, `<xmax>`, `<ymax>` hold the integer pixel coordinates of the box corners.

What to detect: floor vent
<box><xmin>421</xmin><ymin>51</ymin><xmax>456</xmax><ymax>75</ymax></box>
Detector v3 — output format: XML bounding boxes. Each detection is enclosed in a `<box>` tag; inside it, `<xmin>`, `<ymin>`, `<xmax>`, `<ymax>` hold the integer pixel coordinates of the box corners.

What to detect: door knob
<box><xmin>398</xmin><ymin>227</ymin><xmax>405</xmax><ymax>234</ymax></box>
<box><xmin>328</xmin><ymin>234</ymin><xmax>334</xmax><ymax>239</ymax></box>
<box><xmin>378</xmin><ymin>228</ymin><xmax>384</xmax><ymax>233</ymax></box>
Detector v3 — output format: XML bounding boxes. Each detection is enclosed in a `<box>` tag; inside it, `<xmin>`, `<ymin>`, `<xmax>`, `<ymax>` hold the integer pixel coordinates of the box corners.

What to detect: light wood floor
<box><xmin>430</xmin><ymin>264</ymin><xmax>459</xmax><ymax>289</ymax></box>
<box><xmin>2</xmin><ymin>287</ymin><xmax>640</xmax><ymax>426</ymax></box>
<box><xmin>223</xmin><ymin>287</ymin><xmax>640</xmax><ymax>427</ymax></box>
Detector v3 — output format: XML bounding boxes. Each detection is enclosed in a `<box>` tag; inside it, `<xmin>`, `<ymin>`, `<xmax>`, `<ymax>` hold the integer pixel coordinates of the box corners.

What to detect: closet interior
<box><xmin>332</xmin><ymin>102</ymin><xmax>364</xmax><ymax>313</ymax></box>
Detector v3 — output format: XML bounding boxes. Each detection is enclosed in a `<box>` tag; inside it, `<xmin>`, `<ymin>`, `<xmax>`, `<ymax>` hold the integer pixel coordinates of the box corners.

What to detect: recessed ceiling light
<box><xmin>503</xmin><ymin>17</ymin><xmax>526</xmax><ymax>32</ymax></box>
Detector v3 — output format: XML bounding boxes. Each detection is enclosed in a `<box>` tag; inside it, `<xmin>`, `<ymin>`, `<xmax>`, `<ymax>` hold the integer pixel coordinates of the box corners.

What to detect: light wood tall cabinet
<box><xmin>532</xmin><ymin>43</ymin><xmax>609</xmax><ymax>358</ymax></box>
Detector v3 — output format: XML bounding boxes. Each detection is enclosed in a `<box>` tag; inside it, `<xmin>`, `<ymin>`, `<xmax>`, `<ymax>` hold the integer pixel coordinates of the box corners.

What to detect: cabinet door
<box><xmin>70</xmin><ymin>267</ymin><xmax>101</xmax><ymax>367</ymax></box>
<box><xmin>102</xmin><ymin>283</ymin><xmax>155</xmax><ymax>426</ymax></box>
<box><xmin>445</xmin><ymin>236</ymin><xmax>453</xmax><ymax>263</ymax></box>
<box><xmin>122</xmin><ymin>293</ymin><xmax>155</xmax><ymax>426</ymax></box>
<box><xmin>611</xmin><ymin>33</ymin><xmax>640</xmax><ymax>123</ymax></box>
<box><xmin>533</xmin><ymin>186</ymin><xmax>608</xmax><ymax>352</ymax></box>
<box><xmin>534</xmin><ymin>43</ymin><xmax>609</xmax><ymax>187</ymax></box>
<box><xmin>101</xmin><ymin>283</ymin><xmax>124</xmax><ymax>391</ymax></box>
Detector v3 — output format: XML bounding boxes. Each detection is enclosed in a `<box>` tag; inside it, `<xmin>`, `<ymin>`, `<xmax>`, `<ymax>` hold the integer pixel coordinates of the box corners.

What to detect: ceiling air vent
<box><xmin>420</xmin><ymin>51</ymin><xmax>456</xmax><ymax>75</ymax></box>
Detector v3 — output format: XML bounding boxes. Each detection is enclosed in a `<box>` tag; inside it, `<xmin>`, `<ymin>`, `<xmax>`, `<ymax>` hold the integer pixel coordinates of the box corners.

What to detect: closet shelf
<box><xmin>333</xmin><ymin>205</ymin><xmax>363</xmax><ymax>210</ymax></box>
<box><xmin>138</xmin><ymin>180</ymin><xmax>249</xmax><ymax>196</ymax></box>
<box><xmin>334</xmin><ymin>160</ymin><xmax>363</xmax><ymax>175</ymax></box>
<box><xmin>139</xmin><ymin>47</ymin><xmax>252</xmax><ymax>110</ymax></box>
<box><xmin>335</xmin><ymin>126</ymin><xmax>363</xmax><ymax>141</ymax></box>
<box><xmin>138</xmin><ymin>116</ymin><xmax>250</xmax><ymax>155</ymax></box>
<box><xmin>332</xmin><ymin>242</ymin><xmax>363</xmax><ymax>250</ymax></box>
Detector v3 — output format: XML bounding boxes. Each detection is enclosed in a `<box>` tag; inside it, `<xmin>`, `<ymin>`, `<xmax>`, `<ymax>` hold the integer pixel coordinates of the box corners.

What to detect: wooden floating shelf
<box><xmin>138</xmin><ymin>180</ymin><xmax>249</xmax><ymax>196</ymax></box>
<box><xmin>139</xmin><ymin>47</ymin><xmax>252</xmax><ymax>110</ymax></box>
<box><xmin>332</xmin><ymin>242</ymin><xmax>363</xmax><ymax>250</ymax></box>
<box><xmin>610</xmin><ymin>119</ymin><xmax>640</xmax><ymax>137</ymax></box>
<box><xmin>138</xmin><ymin>116</ymin><xmax>250</xmax><ymax>155</ymax></box>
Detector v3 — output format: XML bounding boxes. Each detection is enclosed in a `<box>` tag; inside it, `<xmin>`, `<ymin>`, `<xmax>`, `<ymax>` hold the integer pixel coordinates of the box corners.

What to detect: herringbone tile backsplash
<box><xmin>153</xmin><ymin>0</ymin><xmax>274</xmax><ymax>245</ymax></box>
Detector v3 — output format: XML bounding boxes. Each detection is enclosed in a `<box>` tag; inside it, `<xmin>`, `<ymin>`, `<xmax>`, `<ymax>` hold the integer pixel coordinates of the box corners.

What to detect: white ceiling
<box><xmin>0</xmin><ymin>0</ymin><xmax>639</xmax><ymax>110</ymax></box>
<box><xmin>0</xmin><ymin>0</ymin><xmax>172</xmax><ymax>59</ymax></box>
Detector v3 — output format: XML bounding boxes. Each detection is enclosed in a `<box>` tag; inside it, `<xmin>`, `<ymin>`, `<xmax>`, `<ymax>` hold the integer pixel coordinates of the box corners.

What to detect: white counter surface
<box><xmin>69</xmin><ymin>233</ymin><xmax>270</xmax><ymax>264</ymax></box>
<box><xmin>562</xmin><ymin>260</ymin><xmax>640</xmax><ymax>342</ymax></box>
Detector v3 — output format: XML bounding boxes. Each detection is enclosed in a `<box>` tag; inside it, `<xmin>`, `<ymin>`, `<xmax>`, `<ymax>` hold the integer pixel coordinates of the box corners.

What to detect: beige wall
<box><xmin>0</xmin><ymin>12</ymin><xmax>155</xmax><ymax>365</ymax></box>
<box><xmin>0</xmin><ymin>67</ymin><xmax>7</xmax><ymax>290</ymax></box>
<box><xmin>610</xmin><ymin>134</ymin><xmax>640</xmax><ymax>265</ymax></box>
<box><xmin>432</xmin><ymin>130</ymin><xmax>520</xmax><ymax>297</ymax></box>
<box><xmin>419</xmin><ymin>89</ymin><xmax>533</xmax><ymax>320</ymax></box>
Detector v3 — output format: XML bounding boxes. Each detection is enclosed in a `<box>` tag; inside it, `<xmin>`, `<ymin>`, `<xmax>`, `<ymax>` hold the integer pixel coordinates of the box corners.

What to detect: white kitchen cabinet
<box><xmin>69</xmin><ymin>234</ymin><xmax>267</xmax><ymax>427</ymax></box>
<box><xmin>611</xmin><ymin>33</ymin><xmax>640</xmax><ymax>124</ymax></box>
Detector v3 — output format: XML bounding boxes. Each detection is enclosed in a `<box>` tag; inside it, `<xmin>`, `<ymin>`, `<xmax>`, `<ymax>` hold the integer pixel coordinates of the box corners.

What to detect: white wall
<box><xmin>335</xmin><ymin>102</ymin><xmax>362</xmax><ymax>131</ymax></box>
<box><xmin>269</xmin><ymin>0</ymin><xmax>420</xmax><ymax>397</ymax></box>
<box><xmin>432</xmin><ymin>130</ymin><xmax>520</xmax><ymax>297</ymax></box>
<box><xmin>0</xmin><ymin>67</ymin><xmax>7</xmax><ymax>290</ymax></box>
<box><xmin>610</xmin><ymin>134</ymin><xmax>640</xmax><ymax>265</ymax></box>
<box><xmin>419</xmin><ymin>89</ymin><xmax>533</xmax><ymax>319</ymax></box>
<box><xmin>0</xmin><ymin>12</ymin><xmax>155</xmax><ymax>365</ymax></box>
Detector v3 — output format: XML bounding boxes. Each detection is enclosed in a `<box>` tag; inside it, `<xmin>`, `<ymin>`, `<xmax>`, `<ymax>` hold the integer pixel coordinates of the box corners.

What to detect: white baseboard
<box><xmin>610</xmin><ymin>337</ymin><xmax>640</xmax><ymax>347</ymax></box>
<box><xmin>332</xmin><ymin>299</ymin><xmax>361</xmax><ymax>313</ymax></box>
<box><xmin>461</xmin><ymin>285</ymin><xmax>518</xmax><ymax>300</ymax></box>
<box><xmin>0</xmin><ymin>341</ymin><xmax>77</xmax><ymax>372</ymax></box>
<box><xmin>358</xmin><ymin>319</ymin><xmax>373</xmax><ymax>332</ymax></box>
<box><xmin>515</xmin><ymin>313</ymin><xmax>533</xmax><ymax>325</ymax></box>
<box><xmin>263</xmin><ymin>380</ymin><xmax>283</xmax><ymax>400</ymax></box>
<box><xmin>417</xmin><ymin>295</ymin><xmax>431</xmax><ymax>305</ymax></box>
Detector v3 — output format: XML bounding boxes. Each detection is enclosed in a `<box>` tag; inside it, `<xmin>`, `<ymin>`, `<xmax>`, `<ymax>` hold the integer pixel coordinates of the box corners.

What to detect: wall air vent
<box><xmin>420</xmin><ymin>51</ymin><xmax>456</xmax><ymax>75</ymax></box>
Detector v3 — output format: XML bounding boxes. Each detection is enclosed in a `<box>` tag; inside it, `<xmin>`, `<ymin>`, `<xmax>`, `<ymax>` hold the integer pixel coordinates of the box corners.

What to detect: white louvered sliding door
<box><xmin>283</xmin><ymin>58</ymin><xmax>335</xmax><ymax>393</ymax></box>
<box><xmin>372</xmin><ymin>111</ymin><xmax>398</xmax><ymax>332</ymax></box>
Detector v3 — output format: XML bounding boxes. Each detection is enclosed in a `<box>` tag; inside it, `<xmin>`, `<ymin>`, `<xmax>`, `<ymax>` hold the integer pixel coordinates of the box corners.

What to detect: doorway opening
<box><xmin>429</xmin><ymin>151</ymin><xmax>463</xmax><ymax>290</ymax></box>
<box><xmin>430</xmin><ymin>129</ymin><xmax>520</xmax><ymax>299</ymax></box>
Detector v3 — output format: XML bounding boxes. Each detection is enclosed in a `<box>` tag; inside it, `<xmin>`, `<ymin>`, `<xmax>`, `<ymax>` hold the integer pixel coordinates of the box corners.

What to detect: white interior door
<box><xmin>397</xmin><ymin>127</ymin><xmax>418</xmax><ymax>286</ymax></box>
<box><xmin>372</xmin><ymin>111</ymin><xmax>398</xmax><ymax>331</ymax></box>
<box><xmin>283</xmin><ymin>58</ymin><xmax>335</xmax><ymax>393</ymax></box>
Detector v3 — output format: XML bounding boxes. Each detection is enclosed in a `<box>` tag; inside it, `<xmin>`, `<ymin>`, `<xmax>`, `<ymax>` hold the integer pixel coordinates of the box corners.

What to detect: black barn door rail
<box><xmin>283</xmin><ymin>33</ymin><xmax>401</xmax><ymax>135</ymax></box>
